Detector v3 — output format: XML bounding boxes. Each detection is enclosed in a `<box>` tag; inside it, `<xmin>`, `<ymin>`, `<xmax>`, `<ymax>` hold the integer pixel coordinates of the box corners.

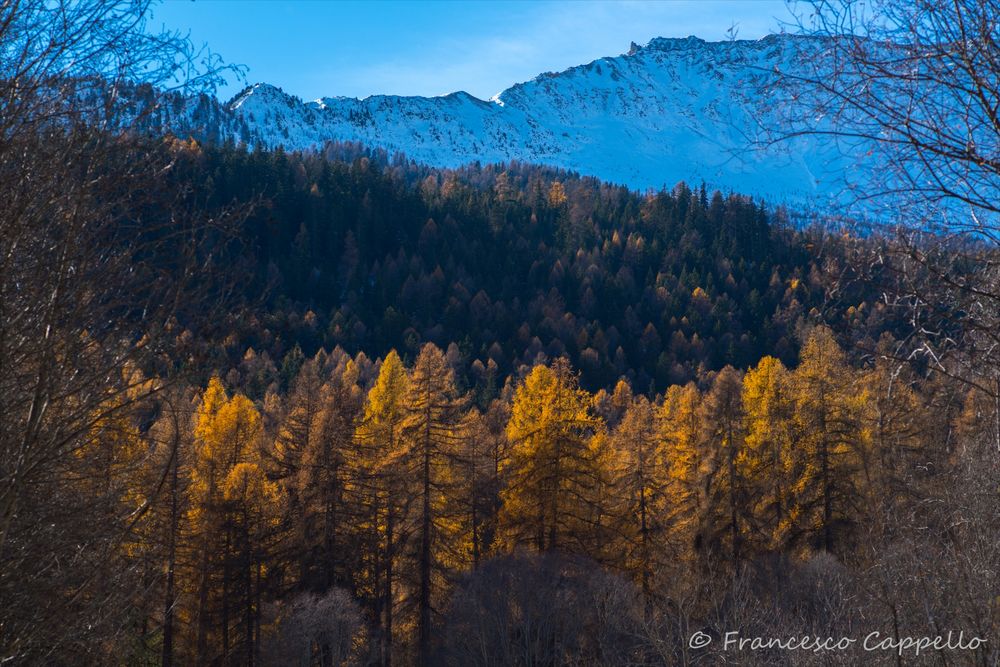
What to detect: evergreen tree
<box><xmin>188</xmin><ymin>378</ymin><xmax>263</xmax><ymax>664</ymax></box>
<box><xmin>786</xmin><ymin>326</ymin><xmax>870</xmax><ymax>555</ymax></box>
<box><xmin>502</xmin><ymin>358</ymin><xmax>604</xmax><ymax>555</ymax></box>
<box><xmin>657</xmin><ymin>382</ymin><xmax>703</xmax><ymax>564</ymax></box>
<box><xmin>698</xmin><ymin>366</ymin><xmax>747</xmax><ymax>566</ymax></box>
<box><xmin>398</xmin><ymin>344</ymin><xmax>466</xmax><ymax>667</ymax></box>
<box><xmin>741</xmin><ymin>355</ymin><xmax>795</xmax><ymax>551</ymax></box>
<box><xmin>356</xmin><ymin>349</ymin><xmax>410</xmax><ymax>667</ymax></box>
<box><xmin>608</xmin><ymin>394</ymin><xmax>667</xmax><ymax>597</ymax></box>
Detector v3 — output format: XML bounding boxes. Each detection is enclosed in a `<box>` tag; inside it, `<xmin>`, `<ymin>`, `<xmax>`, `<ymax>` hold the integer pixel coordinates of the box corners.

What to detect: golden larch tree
<box><xmin>502</xmin><ymin>358</ymin><xmax>604</xmax><ymax>555</ymax></box>
<box><xmin>741</xmin><ymin>355</ymin><xmax>795</xmax><ymax>551</ymax></box>
<box><xmin>786</xmin><ymin>326</ymin><xmax>870</xmax><ymax>556</ymax></box>
<box><xmin>698</xmin><ymin>366</ymin><xmax>748</xmax><ymax>566</ymax></box>
<box><xmin>356</xmin><ymin>349</ymin><xmax>410</xmax><ymax>667</ymax></box>
<box><xmin>398</xmin><ymin>344</ymin><xmax>467</xmax><ymax>667</ymax></box>
<box><xmin>657</xmin><ymin>382</ymin><xmax>703</xmax><ymax>564</ymax></box>
<box><xmin>608</xmin><ymin>394</ymin><xmax>668</xmax><ymax>596</ymax></box>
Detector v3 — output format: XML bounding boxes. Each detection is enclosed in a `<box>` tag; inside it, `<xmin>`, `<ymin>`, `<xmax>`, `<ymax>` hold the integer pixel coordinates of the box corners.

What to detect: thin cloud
<box><xmin>156</xmin><ymin>0</ymin><xmax>791</xmax><ymax>101</ymax></box>
<box><xmin>320</xmin><ymin>1</ymin><xmax>790</xmax><ymax>100</ymax></box>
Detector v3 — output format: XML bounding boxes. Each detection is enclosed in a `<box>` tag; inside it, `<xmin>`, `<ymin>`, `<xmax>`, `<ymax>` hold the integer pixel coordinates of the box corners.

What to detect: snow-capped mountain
<box><xmin>187</xmin><ymin>35</ymin><xmax>864</xmax><ymax>205</ymax></box>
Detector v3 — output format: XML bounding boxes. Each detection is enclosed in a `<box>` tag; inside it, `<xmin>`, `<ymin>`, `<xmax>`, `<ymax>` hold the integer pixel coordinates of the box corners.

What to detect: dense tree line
<box><xmin>3</xmin><ymin>70</ymin><xmax>992</xmax><ymax>667</ymax></box>
<box><xmin>47</xmin><ymin>328</ymin><xmax>995</xmax><ymax>665</ymax></box>
<box><xmin>4</xmin><ymin>92</ymin><xmax>990</xmax><ymax>667</ymax></box>
<box><xmin>171</xmin><ymin>140</ymin><xmax>901</xmax><ymax>394</ymax></box>
<box><xmin>3</xmin><ymin>1</ymin><xmax>998</xmax><ymax>664</ymax></box>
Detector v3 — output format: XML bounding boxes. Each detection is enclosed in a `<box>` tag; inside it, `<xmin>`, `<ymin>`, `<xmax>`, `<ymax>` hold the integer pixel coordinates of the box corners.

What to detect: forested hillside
<box><xmin>177</xmin><ymin>140</ymin><xmax>894</xmax><ymax>395</ymax></box>
<box><xmin>5</xmin><ymin>135</ymin><xmax>985</xmax><ymax>667</ymax></box>
<box><xmin>94</xmin><ymin>324</ymin><xmax>974</xmax><ymax>666</ymax></box>
<box><xmin>2</xmin><ymin>1</ymin><xmax>998</xmax><ymax>666</ymax></box>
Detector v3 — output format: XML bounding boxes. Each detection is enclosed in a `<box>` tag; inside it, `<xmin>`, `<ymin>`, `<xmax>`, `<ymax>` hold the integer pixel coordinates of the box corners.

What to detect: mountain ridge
<box><xmin>173</xmin><ymin>35</ymin><xmax>859</xmax><ymax>206</ymax></box>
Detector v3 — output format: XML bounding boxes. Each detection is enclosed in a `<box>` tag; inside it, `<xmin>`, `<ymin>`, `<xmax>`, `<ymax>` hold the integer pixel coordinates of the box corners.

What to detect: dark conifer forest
<box><xmin>180</xmin><ymin>140</ymin><xmax>892</xmax><ymax>395</ymax></box>
<box><xmin>1</xmin><ymin>1</ymin><xmax>998</xmax><ymax>666</ymax></box>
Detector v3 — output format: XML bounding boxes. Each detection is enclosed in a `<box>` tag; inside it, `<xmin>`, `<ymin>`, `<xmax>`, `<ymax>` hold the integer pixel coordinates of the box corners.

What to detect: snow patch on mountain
<box><xmin>211</xmin><ymin>35</ymin><xmax>863</xmax><ymax>206</ymax></box>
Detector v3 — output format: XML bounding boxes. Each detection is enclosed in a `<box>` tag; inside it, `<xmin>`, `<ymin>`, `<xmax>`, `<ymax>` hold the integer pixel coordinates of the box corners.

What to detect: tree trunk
<box><xmin>162</xmin><ymin>419</ymin><xmax>180</xmax><ymax>667</ymax></box>
<box><xmin>195</xmin><ymin>467</ymin><xmax>215</xmax><ymax>666</ymax></box>
<box><xmin>245</xmin><ymin>521</ymin><xmax>253</xmax><ymax>667</ymax></box>
<box><xmin>728</xmin><ymin>419</ymin><xmax>740</xmax><ymax>565</ymax></box>
<box><xmin>471</xmin><ymin>486</ymin><xmax>480</xmax><ymax>570</ymax></box>
<box><xmin>821</xmin><ymin>430</ymin><xmax>832</xmax><ymax>553</ymax></box>
<box><xmin>255</xmin><ymin>558</ymin><xmax>262</xmax><ymax>667</ymax></box>
<box><xmin>418</xmin><ymin>403</ymin><xmax>432</xmax><ymax>667</ymax></box>
<box><xmin>222</xmin><ymin>528</ymin><xmax>231</xmax><ymax>665</ymax></box>
<box><xmin>384</xmin><ymin>501</ymin><xmax>394</xmax><ymax>667</ymax></box>
<box><xmin>639</xmin><ymin>483</ymin><xmax>649</xmax><ymax>600</ymax></box>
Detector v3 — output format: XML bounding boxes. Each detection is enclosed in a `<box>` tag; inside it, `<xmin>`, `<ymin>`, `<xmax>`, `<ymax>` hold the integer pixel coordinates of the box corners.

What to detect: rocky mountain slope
<box><xmin>172</xmin><ymin>35</ymin><xmax>863</xmax><ymax>205</ymax></box>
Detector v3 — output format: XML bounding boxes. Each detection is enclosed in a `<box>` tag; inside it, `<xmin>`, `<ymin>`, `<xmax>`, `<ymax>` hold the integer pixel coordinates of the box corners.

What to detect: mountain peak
<box><xmin>644</xmin><ymin>35</ymin><xmax>706</xmax><ymax>51</ymax></box>
<box><xmin>229</xmin><ymin>82</ymin><xmax>294</xmax><ymax>110</ymax></box>
<box><xmin>185</xmin><ymin>35</ymin><xmax>861</xmax><ymax>206</ymax></box>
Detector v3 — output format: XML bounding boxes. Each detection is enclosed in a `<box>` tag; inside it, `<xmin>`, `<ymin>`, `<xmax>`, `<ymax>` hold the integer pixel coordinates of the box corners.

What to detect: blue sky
<box><xmin>152</xmin><ymin>0</ymin><xmax>793</xmax><ymax>102</ymax></box>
